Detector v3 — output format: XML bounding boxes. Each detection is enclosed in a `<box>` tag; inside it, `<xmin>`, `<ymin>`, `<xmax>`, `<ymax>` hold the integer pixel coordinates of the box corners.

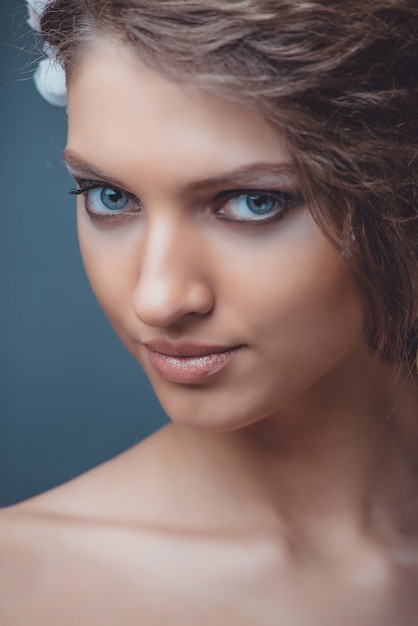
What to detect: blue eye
<box><xmin>218</xmin><ymin>191</ymin><xmax>297</xmax><ymax>223</ymax></box>
<box><xmin>70</xmin><ymin>182</ymin><xmax>139</xmax><ymax>217</ymax></box>
<box><xmin>86</xmin><ymin>187</ymin><xmax>135</xmax><ymax>213</ymax></box>
<box><xmin>244</xmin><ymin>194</ymin><xmax>277</xmax><ymax>215</ymax></box>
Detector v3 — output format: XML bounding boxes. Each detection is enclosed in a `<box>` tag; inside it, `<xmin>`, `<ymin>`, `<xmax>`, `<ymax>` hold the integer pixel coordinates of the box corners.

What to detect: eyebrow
<box><xmin>62</xmin><ymin>148</ymin><xmax>298</xmax><ymax>192</ymax></box>
<box><xmin>62</xmin><ymin>149</ymin><xmax>129</xmax><ymax>189</ymax></box>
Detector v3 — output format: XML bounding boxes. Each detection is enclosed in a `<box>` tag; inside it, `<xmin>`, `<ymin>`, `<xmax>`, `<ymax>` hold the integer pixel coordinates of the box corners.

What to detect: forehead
<box><xmin>66</xmin><ymin>40</ymin><xmax>291</xmax><ymax>189</ymax></box>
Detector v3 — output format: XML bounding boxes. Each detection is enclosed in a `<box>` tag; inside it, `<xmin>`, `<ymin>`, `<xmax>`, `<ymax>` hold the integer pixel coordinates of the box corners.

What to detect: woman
<box><xmin>1</xmin><ymin>0</ymin><xmax>417</xmax><ymax>623</ymax></box>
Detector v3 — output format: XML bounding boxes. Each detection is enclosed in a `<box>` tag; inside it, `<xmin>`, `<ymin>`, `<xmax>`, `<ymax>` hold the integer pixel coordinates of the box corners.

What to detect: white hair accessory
<box><xmin>26</xmin><ymin>0</ymin><xmax>50</xmax><ymax>30</ymax></box>
<box><xmin>26</xmin><ymin>0</ymin><xmax>68</xmax><ymax>107</ymax></box>
<box><xmin>33</xmin><ymin>56</ymin><xmax>67</xmax><ymax>107</ymax></box>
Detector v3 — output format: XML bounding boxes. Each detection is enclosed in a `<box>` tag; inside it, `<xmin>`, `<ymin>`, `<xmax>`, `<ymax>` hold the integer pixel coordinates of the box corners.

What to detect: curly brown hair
<box><xmin>40</xmin><ymin>0</ymin><xmax>418</xmax><ymax>367</ymax></box>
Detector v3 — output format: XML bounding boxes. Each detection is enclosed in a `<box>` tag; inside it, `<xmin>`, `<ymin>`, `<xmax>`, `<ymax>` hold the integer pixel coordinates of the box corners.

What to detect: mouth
<box><xmin>142</xmin><ymin>340</ymin><xmax>242</xmax><ymax>384</ymax></box>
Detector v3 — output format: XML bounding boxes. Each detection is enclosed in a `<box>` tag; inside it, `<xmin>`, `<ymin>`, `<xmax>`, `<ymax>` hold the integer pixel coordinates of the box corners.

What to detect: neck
<box><xmin>176</xmin><ymin>349</ymin><xmax>418</xmax><ymax>556</ymax></box>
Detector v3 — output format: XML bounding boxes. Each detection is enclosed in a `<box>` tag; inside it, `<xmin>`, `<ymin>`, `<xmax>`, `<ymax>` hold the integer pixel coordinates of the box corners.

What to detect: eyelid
<box><xmin>214</xmin><ymin>187</ymin><xmax>301</xmax><ymax>203</ymax></box>
<box><xmin>70</xmin><ymin>178</ymin><xmax>141</xmax><ymax>201</ymax></box>
<box><xmin>69</xmin><ymin>178</ymin><xmax>142</xmax><ymax>218</ymax></box>
<box><xmin>70</xmin><ymin>177</ymin><xmax>135</xmax><ymax>195</ymax></box>
<box><xmin>213</xmin><ymin>188</ymin><xmax>304</xmax><ymax>223</ymax></box>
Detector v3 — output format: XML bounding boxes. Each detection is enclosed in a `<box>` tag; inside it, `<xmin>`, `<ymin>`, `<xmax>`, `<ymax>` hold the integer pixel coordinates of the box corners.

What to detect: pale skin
<box><xmin>1</xmin><ymin>40</ymin><xmax>417</xmax><ymax>625</ymax></box>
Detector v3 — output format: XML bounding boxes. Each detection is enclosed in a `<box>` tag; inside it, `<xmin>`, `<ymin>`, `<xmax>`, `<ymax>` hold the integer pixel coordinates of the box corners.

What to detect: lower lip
<box><xmin>144</xmin><ymin>346</ymin><xmax>241</xmax><ymax>384</ymax></box>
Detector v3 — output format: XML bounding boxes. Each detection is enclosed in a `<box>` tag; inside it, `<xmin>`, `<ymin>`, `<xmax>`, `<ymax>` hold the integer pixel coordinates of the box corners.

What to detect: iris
<box><xmin>245</xmin><ymin>194</ymin><xmax>277</xmax><ymax>215</ymax></box>
<box><xmin>94</xmin><ymin>188</ymin><xmax>130</xmax><ymax>211</ymax></box>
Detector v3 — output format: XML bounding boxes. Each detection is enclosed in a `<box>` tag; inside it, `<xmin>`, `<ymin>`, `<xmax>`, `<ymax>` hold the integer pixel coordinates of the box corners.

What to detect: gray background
<box><xmin>0</xmin><ymin>0</ymin><xmax>168</xmax><ymax>507</ymax></box>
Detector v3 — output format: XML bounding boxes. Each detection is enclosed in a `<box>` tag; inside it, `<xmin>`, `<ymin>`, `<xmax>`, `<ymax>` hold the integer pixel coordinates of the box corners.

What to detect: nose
<box><xmin>132</xmin><ymin>216</ymin><xmax>214</xmax><ymax>328</ymax></box>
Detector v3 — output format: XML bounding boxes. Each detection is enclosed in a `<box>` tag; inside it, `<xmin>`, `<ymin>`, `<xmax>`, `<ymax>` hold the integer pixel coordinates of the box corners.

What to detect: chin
<box><xmin>146</xmin><ymin>376</ymin><xmax>281</xmax><ymax>435</ymax></box>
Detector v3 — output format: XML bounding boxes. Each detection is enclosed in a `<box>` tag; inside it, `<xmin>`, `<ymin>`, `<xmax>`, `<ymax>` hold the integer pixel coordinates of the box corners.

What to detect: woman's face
<box><xmin>65</xmin><ymin>41</ymin><xmax>365</xmax><ymax>431</ymax></box>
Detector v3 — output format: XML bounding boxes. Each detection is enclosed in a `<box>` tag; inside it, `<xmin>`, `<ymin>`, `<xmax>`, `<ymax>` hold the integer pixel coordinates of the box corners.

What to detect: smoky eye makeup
<box><xmin>64</xmin><ymin>152</ymin><xmax>304</xmax><ymax>226</ymax></box>
<box><xmin>212</xmin><ymin>187</ymin><xmax>304</xmax><ymax>225</ymax></box>
<box><xmin>68</xmin><ymin>178</ymin><xmax>305</xmax><ymax>227</ymax></box>
<box><xmin>69</xmin><ymin>179</ymin><xmax>142</xmax><ymax>220</ymax></box>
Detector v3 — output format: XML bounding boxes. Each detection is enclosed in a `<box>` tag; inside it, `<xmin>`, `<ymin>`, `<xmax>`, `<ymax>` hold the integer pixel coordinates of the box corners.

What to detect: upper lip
<box><xmin>142</xmin><ymin>339</ymin><xmax>241</xmax><ymax>358</ymax></box>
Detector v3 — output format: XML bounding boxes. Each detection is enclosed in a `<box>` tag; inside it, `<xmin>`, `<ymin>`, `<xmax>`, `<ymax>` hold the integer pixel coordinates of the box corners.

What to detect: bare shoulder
<box><xmin>0</xmin><ymin>507</ymin><xmax>84</xmax><ymax>625</ymax></box>
<box><xmin>0</xmin><ymin>424</ymin><xmax>239</xmax><ymax>624</ymax></box>
<box><xmin>0</xmin><ymin>503</ymin><xmax>251</xmax><ymax>626</ymax></box>
<box><xmin>0</xmin><ymin>426</ymin><xmax>284</xmax><ymax>625</ymax></box>
<box><xmin>0</xmin><ymin>505</ymin><xmax>281</xmax><ymax>626</ymax></box>
<box><xmin>0</xmin><ymin>426</ymin><xmax>184</xmax><ymax>624</ymax></box>
<box><xmin>3</xmin><ymin>424</ymin><xmax>176</xmax><ymax>524</ymax></box>
<box><xmin>0</xmin><ymin>506</ymin><xmax>63</xmax><ymax>578</ymax></box>
<box><xmin>0</xmin><ymin>501</ymin><xmax>193</xmax><ymax>625</ymax></box>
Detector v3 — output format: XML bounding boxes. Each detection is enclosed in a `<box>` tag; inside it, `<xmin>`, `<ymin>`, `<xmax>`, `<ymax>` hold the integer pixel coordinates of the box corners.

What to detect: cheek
<box><xmin>221</xmin><ymin>215</ymin><xmax>365</xmax><ymax>369</ymax></box>
<box><xmin>77</xmin><ymin>208</ymin><xmax>141</xmax><ymax>331</ymax></box>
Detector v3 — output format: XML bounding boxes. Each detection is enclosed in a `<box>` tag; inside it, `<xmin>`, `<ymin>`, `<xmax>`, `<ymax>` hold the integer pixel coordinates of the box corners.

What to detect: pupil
<box><xmin>101</xmin><ymin>188</ymin><xmax>127</xmax><ymax>210</ymax></box>
<box><xmin>247</xmin><ymin>194</ymin><xmax>275</xmax><ymax>214</ymax></box>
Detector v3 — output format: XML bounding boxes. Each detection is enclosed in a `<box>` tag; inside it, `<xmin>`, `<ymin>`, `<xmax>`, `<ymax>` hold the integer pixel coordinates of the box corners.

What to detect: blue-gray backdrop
<box><xmin>0</xmin><ymin>0</ymin><xmax>168</xmax><ymax>506</ymax></box>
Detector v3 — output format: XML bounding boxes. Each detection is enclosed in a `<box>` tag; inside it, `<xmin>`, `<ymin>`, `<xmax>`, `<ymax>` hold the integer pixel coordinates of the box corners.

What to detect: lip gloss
<box><xmin>144</xmin><ymin>346</ymin><xmax>240</xmax><ymax>383</ymax></box>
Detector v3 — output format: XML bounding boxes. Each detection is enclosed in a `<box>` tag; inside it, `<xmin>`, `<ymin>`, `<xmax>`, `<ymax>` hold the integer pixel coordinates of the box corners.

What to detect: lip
<box><xmin>142</xmin><ymin>340</ymin><xmax>242</xmax><ymax>383</ymax></box>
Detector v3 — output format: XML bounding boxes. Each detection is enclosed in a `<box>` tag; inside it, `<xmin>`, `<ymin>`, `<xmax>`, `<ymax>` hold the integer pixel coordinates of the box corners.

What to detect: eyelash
<box><xmin>69</xmin><ymin>179</ymin><xmax>303</xmax><ymax>225</ymax></box>
<box><xmin>215</xmin><ymin>190</ymin><xmax>302</xmax><ymax>225</ymax></box>
<box><xmin>69</xmin><ymin>180</ymin><xmax>141</xmax><ymax>220</ymax></box>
